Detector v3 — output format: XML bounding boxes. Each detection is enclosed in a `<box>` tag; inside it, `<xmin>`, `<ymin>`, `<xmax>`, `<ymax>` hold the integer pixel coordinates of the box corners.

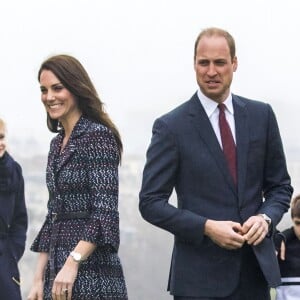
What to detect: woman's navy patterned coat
<box><xmin>0</xmin><ymin>152</ymin><xmax>28</xmax><ymax>300</ymax></box>
<box><xmin>31</xmin><ymin>117</ymin><xmax>128</xmax><ymax>299</ymax></box>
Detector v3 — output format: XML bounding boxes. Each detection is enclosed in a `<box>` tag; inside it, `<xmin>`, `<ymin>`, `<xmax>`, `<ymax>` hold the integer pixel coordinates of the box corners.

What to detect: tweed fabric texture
<box><xmin>31</xmin><ymin>116</ymin><xmax>127</xmax><ymax>299</ymax></box>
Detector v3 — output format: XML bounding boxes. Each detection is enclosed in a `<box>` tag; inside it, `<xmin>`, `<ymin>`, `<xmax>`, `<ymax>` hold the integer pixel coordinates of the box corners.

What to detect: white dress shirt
<box><xmin>197</xmin><ymin>89</ymin><xmax>236</xmax><ymax>148</ymax></box>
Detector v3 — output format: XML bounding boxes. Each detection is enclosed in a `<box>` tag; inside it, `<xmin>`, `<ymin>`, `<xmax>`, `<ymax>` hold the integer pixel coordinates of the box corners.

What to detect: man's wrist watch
<box><xmin>70</xmin><ymin>251</ymin><xmax>83</xmax><ymax>263</ymax></box>
<box><xmin>259</xmin><ymin>213</ymin><xmax>272</xmax><ymax>226</ymax></box>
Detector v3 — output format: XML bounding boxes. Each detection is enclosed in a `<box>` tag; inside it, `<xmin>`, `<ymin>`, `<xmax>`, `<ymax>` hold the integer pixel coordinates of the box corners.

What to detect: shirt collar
<box><xmin>197</xmin><ymin>89</ymin><xmax>234</xmax><ymax>117</ymax></box>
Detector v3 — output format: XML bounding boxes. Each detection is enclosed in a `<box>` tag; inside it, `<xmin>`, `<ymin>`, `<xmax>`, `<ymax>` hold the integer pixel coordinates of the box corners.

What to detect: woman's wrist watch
<box><xmin>70</xmin><ymin>251</ymin><xmax>83</xmax><ymax>263</ymax></box>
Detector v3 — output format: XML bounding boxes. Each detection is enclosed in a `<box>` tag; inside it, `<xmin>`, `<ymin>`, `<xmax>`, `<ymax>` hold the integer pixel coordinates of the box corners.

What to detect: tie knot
<box><xmin>218</xmin><ymin>103</ymin><xmax>226</xmax><ymax>112</ymax></box>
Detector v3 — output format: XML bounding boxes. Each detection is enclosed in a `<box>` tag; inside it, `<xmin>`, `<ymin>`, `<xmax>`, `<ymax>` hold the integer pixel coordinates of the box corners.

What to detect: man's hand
<box><xmin>242</xmin><ymin>215</ymin><xmax>269</xmax><ymax>246</ymax></box>
<box><xmin>204</xmin><ymin>220</ymin><xmax>245</xmax><ymax>250</ymax></box>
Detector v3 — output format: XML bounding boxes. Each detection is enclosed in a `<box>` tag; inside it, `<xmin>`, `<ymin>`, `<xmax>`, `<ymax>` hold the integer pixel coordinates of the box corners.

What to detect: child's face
<box><xmin>0</xmin><ymin>124</ymin><xmax>6</xmax><ymax>158</ymax></box>
<box><xmin>293</xmin><ymin>217</ymin><xmax>300</xmax><ymax>239</ymax></box>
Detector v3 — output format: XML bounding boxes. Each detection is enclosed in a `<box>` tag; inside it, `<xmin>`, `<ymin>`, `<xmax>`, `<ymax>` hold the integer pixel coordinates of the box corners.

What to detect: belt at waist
<box><xmin>52</xmin><ymin>211</ymin><xmax>90</xmax><ymax>222</ymax></box>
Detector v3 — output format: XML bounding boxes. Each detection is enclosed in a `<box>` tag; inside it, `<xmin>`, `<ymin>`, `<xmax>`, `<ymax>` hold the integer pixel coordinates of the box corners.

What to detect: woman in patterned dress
<box><xmin>27</xmin><ymin>55</ymin><xmax>127</xmax><ymax>300</ymax></box>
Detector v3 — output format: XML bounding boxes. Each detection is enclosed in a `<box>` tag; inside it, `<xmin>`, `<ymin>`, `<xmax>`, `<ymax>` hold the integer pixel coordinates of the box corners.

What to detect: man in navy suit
<box><xmin>139</xmin><ymin>27</ymin><xmax>293</xmax><ymax>300</ymax></box>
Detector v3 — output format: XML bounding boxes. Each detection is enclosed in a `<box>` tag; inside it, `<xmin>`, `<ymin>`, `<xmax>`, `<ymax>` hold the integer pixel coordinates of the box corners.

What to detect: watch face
<box><xmin>262</xmin><ymin>214</ymin><xmax>271</xmax><ymax>224</ymax></box>
<box><xmin>74</xmin><ymin>253</ymin><xmax>81</xmax><ymax>260</ymax></box>
<box><xmin>71</xmin><ymin>251</ymin><xmax>82</xmax><ymax>262</ymax></box>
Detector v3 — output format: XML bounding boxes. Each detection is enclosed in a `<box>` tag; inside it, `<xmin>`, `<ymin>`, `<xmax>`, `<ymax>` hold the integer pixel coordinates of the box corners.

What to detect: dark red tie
<box><xmin>218</xmin><ymin>103</ymin><xmax>237</xmax><ymax>184</ymax></box>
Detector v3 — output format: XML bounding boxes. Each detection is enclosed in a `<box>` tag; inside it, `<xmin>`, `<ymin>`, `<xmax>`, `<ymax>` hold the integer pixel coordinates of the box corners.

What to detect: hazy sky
<box><xmin>1</xmin><ymin>0</ymin><xmax>300</xmax><ymax>156</ymax></box>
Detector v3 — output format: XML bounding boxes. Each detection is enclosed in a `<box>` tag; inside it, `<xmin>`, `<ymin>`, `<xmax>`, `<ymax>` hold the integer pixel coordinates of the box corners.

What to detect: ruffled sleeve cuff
<box><xmin>30</xmin><ymin>217</ymin><xmax>52</xmax><ymax>253</ymax></box>
<box><xmin>82</xmin><ymin>210</ymin><xmax>120</xmax><ymax>251</ymax></box>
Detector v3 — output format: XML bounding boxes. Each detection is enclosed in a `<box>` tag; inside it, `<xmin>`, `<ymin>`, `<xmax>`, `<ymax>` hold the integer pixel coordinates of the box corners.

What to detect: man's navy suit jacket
<box><xmin>139</xmin><ymin>93</ymin><xmax>293</xmax><ymax>298</ymax></box>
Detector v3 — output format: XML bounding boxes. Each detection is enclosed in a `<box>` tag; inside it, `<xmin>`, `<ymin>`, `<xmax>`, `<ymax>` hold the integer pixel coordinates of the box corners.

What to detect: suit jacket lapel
<box><xmin>47</xmin><ymin>134</ymin><xmax>61</xmax><ymax>192</ymax></box>
<box><xmin>55</xmin><ymin>137</ymin><xmax>76</xmax><ymax>174</ymax></box>
<box><xmin>232</xmin><ymin>94</ymin><xmax>249</xmax><ymax>205</ymax></box>
<box><xmin>48</xmin><ymin>117</ymin><xmax>89</xmax><ymax>180</ymax></box>
<box><xmin>188</xmin><ymin>93</ymin><xmax>237</xmax><ymax>195</ymax></box>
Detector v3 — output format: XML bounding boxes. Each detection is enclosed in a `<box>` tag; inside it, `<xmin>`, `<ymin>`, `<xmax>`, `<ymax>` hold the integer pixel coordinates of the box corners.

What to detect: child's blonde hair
<box><xmin>0</xmin><ymin>118</ymin><xmax>6</xmax><ymax>131</ymax></box>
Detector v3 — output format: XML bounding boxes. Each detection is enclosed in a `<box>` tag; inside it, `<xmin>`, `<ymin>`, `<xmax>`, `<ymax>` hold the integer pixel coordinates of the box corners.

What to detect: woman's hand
<box><xmin>51</xmin><ymin>256</ymin><xmax>79</xmax><ymax>300</ymax></box>
<box><xmin>27</xmin><ymin>279</ymin><xmax>44</xmax><ymax>300</ymax></box>
<box><xmin>27</xmin><ymin>252</ymin><xmax>48</xmax><ymax>300</ymax></box>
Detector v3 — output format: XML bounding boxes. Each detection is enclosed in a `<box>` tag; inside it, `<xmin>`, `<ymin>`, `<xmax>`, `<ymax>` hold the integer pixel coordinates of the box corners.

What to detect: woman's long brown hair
<box><xmin>38</xmin><ymin>54</ymin><xmax>123</xmax><ymax>159</ymax></box>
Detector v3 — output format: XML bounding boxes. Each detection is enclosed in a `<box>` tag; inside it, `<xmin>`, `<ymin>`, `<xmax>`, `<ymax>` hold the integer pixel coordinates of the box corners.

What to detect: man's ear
<box><xmin>232</xmin><ymin>56</ymin><xmax>238</xmax><ymax>72</ymax></box>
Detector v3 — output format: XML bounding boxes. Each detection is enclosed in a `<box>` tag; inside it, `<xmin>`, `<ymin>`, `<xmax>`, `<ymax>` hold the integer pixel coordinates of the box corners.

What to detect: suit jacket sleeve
<box><xmin>139</xmin><ymin>118</ymin><xmax>206</xmax><ymax>244</ymax></box>
<box><xmin>258</xmin><ymin>104</ymin><xmax>293</xmax><ymax>226</ymax></box>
